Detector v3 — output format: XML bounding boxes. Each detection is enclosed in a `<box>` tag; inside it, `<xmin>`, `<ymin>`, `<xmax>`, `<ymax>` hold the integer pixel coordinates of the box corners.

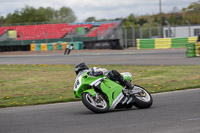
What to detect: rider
<box><xmin>75</xmin><ymin>62</ymin><xmax>133</xmax><ymax>90</ymax></box>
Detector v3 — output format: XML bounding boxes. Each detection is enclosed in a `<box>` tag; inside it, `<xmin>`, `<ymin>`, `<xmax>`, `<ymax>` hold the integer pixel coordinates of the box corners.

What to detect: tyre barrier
<box><xmin>186</xmin><ymin>42</ymin><xmax>200</xmax><ymax>58</ymax></box>
<box><xmin>30</xmin><ymin>42</ymin><xmax>83</xmax><ymax>51</ymax></box>
<box><xmin>137</xmin><ymin>37</ymin><xmax>197</xmax><ymax>49</ymax></box>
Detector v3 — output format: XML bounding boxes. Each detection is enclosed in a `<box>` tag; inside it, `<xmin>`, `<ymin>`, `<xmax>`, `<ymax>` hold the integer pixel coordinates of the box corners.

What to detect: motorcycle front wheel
<box><xmin>82</xmin><ymin>93</ymin><xmax>109</xmax><ymax>113</ymax></box>
<box><xmin>133</xmin><ymin>85</ymin><xmax>153</xmax><ymax>109</ymax></box>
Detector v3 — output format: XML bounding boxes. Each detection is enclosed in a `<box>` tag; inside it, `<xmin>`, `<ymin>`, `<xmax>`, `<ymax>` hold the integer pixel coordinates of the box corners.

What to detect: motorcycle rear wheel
<box><xmin>82</xmin><ymin>93</ymin><xmax>109</xmax><ymax>113</ymax></box>
<box><xmin>132</xmin><ymin>85</ymin><xmax>153</xmax><ymax>109</ymax></box>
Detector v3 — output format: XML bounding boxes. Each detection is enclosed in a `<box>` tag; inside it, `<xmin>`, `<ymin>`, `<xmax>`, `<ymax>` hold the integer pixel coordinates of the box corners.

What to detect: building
<box><xmin>163</xmin><ymin>25</ymin><xmax>200</xmax><ymax>38</ymax></box>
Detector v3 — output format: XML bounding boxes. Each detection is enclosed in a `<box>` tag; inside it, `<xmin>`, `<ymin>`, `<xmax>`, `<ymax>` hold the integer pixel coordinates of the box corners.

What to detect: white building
<box><xmin>163</xmin><ymin>25</ymin><xmax>200</xmax><ymax>38</ymax></box>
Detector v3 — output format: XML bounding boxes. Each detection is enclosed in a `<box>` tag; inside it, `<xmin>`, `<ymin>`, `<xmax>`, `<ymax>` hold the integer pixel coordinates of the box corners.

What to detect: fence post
<box><xmin>44</xmin><ymin>30</ymin><xmax>48</xmax><ymax>43</ymax></box>
<box><xmin>137</xmin><ymin>24</ymin><xmax>142</xmax><ymax>39</ymax></box>
<box><xmin>117</xmin><ymin>28</ymin><xmax>123</xmax><ymax>48</ymax></box>
<box><xmin>130</xmin><ymin>25</ymin><xmax>136</xmax><ymax>47</ymax></box>
<box><xmin>123</xmin><ymin>26</ymin><xmax>128</xmax><ymax>49</ymax></box>
<box><xmin>147</xmin><ymin>23</ymin><xmax>152</xmax><ymax>38</ymax></box>
<box><xmin>186</xmin><ymin>20</ymin><xmax>191</xmax><ymax>37</ymax></box>
<box><xmin>20</xmin><ymin>32</ymin><xmax>24</xmax><ymax>46</ymax></box>
<box><xmin>165</xmin><ymin>20</ymin><xmax>171</xmax><ymax>37</ymax></box>
<box><xmin>155</xmin><ymin>22</ymin><xmax>161</xmax><ymax>38</ymax></box>
<box><xmin>97</xmin><ymin>29</ymin><xmax>101</xmax><ymax>40</ymax></box>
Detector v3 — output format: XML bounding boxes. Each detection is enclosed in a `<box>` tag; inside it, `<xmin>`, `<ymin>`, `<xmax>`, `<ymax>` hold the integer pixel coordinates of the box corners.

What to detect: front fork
<box><xmin>122</xmin><ymin>85</ymin><xmax>144</xmax><ymax>96</ymax></box>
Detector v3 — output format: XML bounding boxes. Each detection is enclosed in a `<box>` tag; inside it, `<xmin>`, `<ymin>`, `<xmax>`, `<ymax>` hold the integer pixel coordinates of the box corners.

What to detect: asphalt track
<box><xmin>0</xmin><ymin>49</ymin><xmax>200</xmax><ymax>133</ymax></box>
<box><xmin>0</xmin><ymin>89</ymin><xmax>200</xmax><ymax>133</ymax></box>
<box><xmin>0</xmin><ymin>48</ymin><xmax>200</xmax><ymax>65</ymax></box>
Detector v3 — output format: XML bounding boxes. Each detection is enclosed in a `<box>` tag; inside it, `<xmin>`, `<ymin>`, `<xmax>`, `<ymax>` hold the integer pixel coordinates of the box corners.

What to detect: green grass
<box><xmin>0</xmin><ymin>64</ymin><xmax>200</xmax><ymax>108</ymax></box>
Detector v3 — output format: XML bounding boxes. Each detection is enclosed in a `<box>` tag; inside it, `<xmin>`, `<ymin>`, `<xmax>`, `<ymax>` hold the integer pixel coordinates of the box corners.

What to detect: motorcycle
<box><xmin>74</xmin><ymin>70</ymin><xmax>153</xmax><ymax>113</ymax></box>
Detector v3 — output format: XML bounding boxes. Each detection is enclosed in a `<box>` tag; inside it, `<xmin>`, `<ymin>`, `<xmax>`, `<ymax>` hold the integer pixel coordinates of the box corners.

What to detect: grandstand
<box><xmin>0</xmin><ymin>21</ymin><xmax>120</xmax><ymax>41</ymax></box>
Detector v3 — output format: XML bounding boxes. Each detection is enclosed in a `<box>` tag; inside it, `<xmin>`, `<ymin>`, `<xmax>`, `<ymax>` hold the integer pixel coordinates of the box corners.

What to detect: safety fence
<box><xmin>137</xmin><ymin>37</ymin><xmax>198</xmax><ymax>49</ymax></box>
<box><xmin>30</xmin><ymin>41</ymin><xmax>83</xmax><ymax>51</ymax></box>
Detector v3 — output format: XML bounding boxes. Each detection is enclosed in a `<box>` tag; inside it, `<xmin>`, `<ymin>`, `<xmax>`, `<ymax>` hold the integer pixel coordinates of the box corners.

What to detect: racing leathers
<box><xmin>88</xmin><ymin>67</ymin><xmax>133</xmax><ymax>90</ymax></box>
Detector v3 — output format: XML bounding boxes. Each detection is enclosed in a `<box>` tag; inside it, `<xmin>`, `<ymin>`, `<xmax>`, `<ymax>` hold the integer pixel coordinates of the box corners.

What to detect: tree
<box><xmin>20</xmin><ymin>6</ymin><xmax>46</xmax><ymax>23</ymax></box>
<box><xmin>138</xmin><ymin>17</ymin><xmax>147</xmax><ymax>26</ymax></box>
<box><xmin>85</xmin><ymin>17</ymin><xmax>96</xmax><ymax>22</ymax></box>
<box><xmin>3</xmin><ymin>6</ymin><xmax>77</xmax><ymax>24</ymax></box>
<box><xmin>160</xmin><ymin>16</ymin><xmax>167</xmax><ymax>25</ymax></box>
<box><xmin>127</xmin><ymin>13</ymin><xmax>137</xmax><ymax>24</ymax></box>
<box><xmin>0</xmin><ymin>16</ymin><xmax>5</xmax><ymax>26</ymax></box>
<box><xmin>182</xmin><ymin>1</ymin><xmax>200</xmax><ymax>24</ymax></box>
<box><xmin>5</xmin><ymin>10</ymin><xmax>22</xmax><ymax>24</ymax></box>
<box><xmin>37</xmin><ymin>7</ymin><xmax>55</xmax><ymax>22</ymax></box>
<box><xmin>55</xmin><ymin>7</ymin><xmax>77</xmax><ymax>23</ymax></box>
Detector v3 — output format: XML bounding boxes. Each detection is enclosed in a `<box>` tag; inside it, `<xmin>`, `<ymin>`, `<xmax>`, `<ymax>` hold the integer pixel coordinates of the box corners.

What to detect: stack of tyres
<box><xmin>36</xmin><ymin>43</ymin><xmax>41</xmax><ymax>51</ymax></box>
<box><xmin>195</xmin><ymin>42</ymin><xmax>200</xmax><ymax>57</ymax></box>
<box><xmin>74</xmin><ymin>42</ymin><xmax>83</xmax><ymax>50</ymax></box>
<box><xmin>53</xmin><ymin>43</ymin><xmax>57</xmax><ymax>50</ymax></box>
<box><xmin>57</xmin><ymin>44</ymin><xmax>62</xmax><ymax>50</ymax></box>
<box><xmin>186</xmin><ymin>43</ymin><xmax>196</xmax><ymax>58</ymax></box>
<box><xmin>30</xmin><ymin>44</ymin><xmax>36</xmax><ymax>51</ymax></box>
<box><xmin>40</xmin><ymin>43</ymin><xmax>47</xmax><ymax>51</ymax></box>
<box><xmin>47</xmin><ymin>43</ymin><xmax>53</xmax><ymax>51</ymax></box>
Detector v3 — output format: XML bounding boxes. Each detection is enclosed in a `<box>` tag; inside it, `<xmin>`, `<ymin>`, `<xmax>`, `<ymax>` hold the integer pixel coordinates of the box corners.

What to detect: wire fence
<box><xmin>0</xmin><ymin>20</ymin><xmax>198</xmax><ymax>49</ymax></box>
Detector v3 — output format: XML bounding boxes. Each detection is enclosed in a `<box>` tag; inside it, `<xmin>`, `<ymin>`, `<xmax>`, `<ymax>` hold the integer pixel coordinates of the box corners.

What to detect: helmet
<box><xmin>75</xmin><ymin>62</ymin><xmax>89</xmax><ymax>75</ymax></box>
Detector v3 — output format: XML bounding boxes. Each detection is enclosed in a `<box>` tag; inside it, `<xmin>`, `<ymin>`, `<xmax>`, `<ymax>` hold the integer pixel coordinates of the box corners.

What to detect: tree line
<box><xmin>0</xmin><ymin>1</ymin><xmax>200</xmax><ymax>26</ymax></box>
<box><xmin>0</xmin><ymin>6</ymin><xmax>77</xmax><ymax>25</ymax></box>
<box><xmin>123</xmin><ymin>0</ymin><xmax>200</xmax><ymax>27</ymax></box>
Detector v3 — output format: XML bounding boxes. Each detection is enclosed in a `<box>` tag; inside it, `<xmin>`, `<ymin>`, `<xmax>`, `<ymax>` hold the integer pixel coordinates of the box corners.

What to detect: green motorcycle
<box><xmin>74</xmin><ymin>71</ymin><xmax>153</xmax><ymax>113</ymax></box>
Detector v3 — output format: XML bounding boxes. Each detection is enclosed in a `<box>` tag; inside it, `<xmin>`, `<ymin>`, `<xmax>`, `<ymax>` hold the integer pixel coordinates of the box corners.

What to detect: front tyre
<box><xmin>133</xmin><ymin>85</ymin><xmax>153</xmax><ymax>109</ymax></box>
<box><xmin>82</xmin><ymin>93</ymin><xmax>109</xmax><ymax>113</ymax></box>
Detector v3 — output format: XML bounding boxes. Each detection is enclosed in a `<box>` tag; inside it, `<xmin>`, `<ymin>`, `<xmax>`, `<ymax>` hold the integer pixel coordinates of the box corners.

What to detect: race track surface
<box><xmin>0</xmin><ymin>89</ymin><xmax>200</xmax><ymax>133</ymax></box>
<box><xmin>0</xmin><ymin>48</ymin><xmax>200</xmax><ymax>65</ymax></box>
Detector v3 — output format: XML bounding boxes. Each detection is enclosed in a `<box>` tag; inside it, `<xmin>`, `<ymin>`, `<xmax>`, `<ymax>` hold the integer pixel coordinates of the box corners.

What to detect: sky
<box><xmin>0</xmin><ymin>0</ymin><xmax>197</xmax><ymax>21</ymax></box>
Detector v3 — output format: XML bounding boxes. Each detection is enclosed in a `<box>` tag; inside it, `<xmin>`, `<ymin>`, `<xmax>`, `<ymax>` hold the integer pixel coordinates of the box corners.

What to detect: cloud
<box><xmin>0</xmin><ymin>0</ymin><xmax>197</xmax><ymax>21</ymax></box>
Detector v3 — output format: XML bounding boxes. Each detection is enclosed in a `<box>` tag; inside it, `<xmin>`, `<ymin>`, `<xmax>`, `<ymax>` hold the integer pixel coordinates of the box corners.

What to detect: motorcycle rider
<box><xmin>75</xmin><ymin>62</ymin><xmax>133</xmax><ymax>90</ymax></box>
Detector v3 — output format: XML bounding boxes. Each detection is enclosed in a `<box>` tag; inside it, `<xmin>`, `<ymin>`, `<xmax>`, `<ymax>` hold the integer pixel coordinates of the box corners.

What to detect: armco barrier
<box><xmin>137</xmin><ymin>39</ymin><xmax>155</xmax><ymax>49</ymax></box>
<box><xmin>137</xmin><ymin>37</ymin><xmax>198</xmax><ymax>49</ymax></box>
<box><xmin>171</xmin><ymin>38</ymin><xmax>188</xmax><ymax>48</ymax></box>
<box><xmin>155</xmin><ymin>38</ymin><xmax>171</xmax><ymax>49</ymax></box>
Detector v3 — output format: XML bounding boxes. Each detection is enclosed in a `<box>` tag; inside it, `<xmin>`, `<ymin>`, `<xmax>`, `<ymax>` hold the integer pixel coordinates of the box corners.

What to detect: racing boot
<box><xmin>117</xmin><ymin>75</ymin><xmax>134</xmax><ymax>90</ymax></box>
<box><xmin>108</xmin><ymin>70</ymin><xmax>133</xmax><ymax>90</ymax></box>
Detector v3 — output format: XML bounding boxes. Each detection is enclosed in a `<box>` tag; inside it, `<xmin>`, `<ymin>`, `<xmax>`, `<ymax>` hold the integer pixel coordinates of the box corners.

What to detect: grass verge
<box><xmin>0</xmin><ymin>64</ymin><xmax>200</xmax><ymax>108</ymax></box>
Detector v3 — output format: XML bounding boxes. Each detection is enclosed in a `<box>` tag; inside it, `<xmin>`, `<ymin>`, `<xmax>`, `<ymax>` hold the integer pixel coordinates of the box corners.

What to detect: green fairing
<box><xmin>123</xmin><ymin>75</ymin><xmax>131</xmax><ymax>82</ymax></box>
<box><xmin>74</xmin><ymin>71</ymin><xmax>132</xmax><ymax>108</ymax></box>
<box><xmin>74</xmin><ymin>72</ymin><xmax>104</xmax><ymax>98</ymax></box>
<box><xmin>100</xmin><ymin>79</ymin><xmax>123</xmax><ymax>107</ymax></box>
<box><xmin>83</xmin><ymin>89</ymin><xmax>96</xmax><ymax>97</ymax></box>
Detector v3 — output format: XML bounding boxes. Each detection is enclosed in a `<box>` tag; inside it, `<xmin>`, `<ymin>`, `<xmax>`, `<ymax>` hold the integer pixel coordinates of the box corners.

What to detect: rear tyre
<box><xmin>133</xmin><ymin>85</ymin><xmax>153</xmax><ymax>109</ymax></box>
<box><xmin>82</xmin><ymin>93</ymin><xmax>109</xmax><ymax>113</ymax></box>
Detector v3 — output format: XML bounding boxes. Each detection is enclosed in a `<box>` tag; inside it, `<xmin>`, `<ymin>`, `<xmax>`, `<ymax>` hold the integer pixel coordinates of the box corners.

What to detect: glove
<box><xmin>89</xmin><ymin>67</ymin><xmax>108</xmax><ymax>76</ymax></box>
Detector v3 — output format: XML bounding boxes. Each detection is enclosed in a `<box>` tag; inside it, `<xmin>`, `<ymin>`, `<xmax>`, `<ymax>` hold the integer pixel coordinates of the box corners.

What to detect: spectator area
<box><xmin>87</xmin><ymin>23</ymin><xmax>119</xmax><ymax>37</ymax></box>
<box><xmin>0</xmin><ymin>21</ymin><xmax>120</xmax><ymax>40</ymax></box>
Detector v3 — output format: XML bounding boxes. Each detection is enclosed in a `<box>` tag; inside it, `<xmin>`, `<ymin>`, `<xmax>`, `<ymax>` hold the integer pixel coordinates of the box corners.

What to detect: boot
<box><xmin>108</xmin><ymin>70</ymin><xmax>133</xmax><ymax>90</ymax></box>
<box><xmin>117</xmin><ymin>76</ymin><xmax>133</xmax><ymax>90</ymax></box>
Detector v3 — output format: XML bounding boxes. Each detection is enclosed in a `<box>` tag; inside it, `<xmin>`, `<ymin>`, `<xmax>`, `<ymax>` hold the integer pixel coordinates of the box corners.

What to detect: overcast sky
<box><xmin>0</xmin><ymin>0</ymin><xmax>197</xmax><ymax>21</ymax></box>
